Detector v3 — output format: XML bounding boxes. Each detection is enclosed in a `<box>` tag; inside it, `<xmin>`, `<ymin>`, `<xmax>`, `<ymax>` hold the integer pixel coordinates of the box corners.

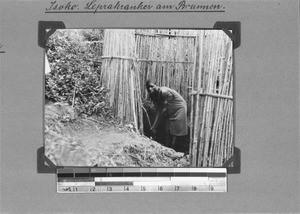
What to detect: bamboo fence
<box><xmin>135</xmin><ymin>29</ymin><xmax>196</xmax><ymax>106</ymax></box>
<box><xmin>100</xmin><ymin>29</ymin><xmax>234</xmax><ymax>167</ymax></box>
<box><xmin>100</xmin><ymin>29</ymin><xmax>196</xmax><ymax>133</ymax></box>
<box><xmin>100</xmin><ymin>29</ymin><xmax>144</xmax><ymax>134</ymax></box>
<box><xmin>189</xmin><ymin>30</ymin><xmax>234</xmax><ymax>167</ymax></box>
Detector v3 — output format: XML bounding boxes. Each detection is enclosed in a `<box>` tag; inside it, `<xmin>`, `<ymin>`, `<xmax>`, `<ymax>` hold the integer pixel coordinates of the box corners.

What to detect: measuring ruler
<box><xmin>57</xmin><ymin>168</ymin><xmax>227</xmax><ymax>193</ymax></box>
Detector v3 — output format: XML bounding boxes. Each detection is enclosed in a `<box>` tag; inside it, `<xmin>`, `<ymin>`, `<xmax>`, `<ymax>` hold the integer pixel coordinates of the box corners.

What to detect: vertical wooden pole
<box><xmin>192</xmin><ymin>30</ymin><xmax>204</xmax><ymax>167</ymax></box>
<box><xmin>189</xmin><ymin>34</ymin><xmax>198</xmax><ymax>166</ymax></box>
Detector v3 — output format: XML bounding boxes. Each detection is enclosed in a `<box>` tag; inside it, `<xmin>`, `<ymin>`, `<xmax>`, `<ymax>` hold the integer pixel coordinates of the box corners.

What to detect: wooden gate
<box><xmin>134</xmin><ymin>29</ymin><xmax>196</xmax><ymax>105</ymax></box>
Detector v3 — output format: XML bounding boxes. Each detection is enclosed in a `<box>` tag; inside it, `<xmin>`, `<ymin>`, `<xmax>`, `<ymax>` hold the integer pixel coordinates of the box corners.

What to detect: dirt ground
<box><xmin>44</xmin><ymin>102</ymin><xmax>189</xmax><ymax>167</ymax></box>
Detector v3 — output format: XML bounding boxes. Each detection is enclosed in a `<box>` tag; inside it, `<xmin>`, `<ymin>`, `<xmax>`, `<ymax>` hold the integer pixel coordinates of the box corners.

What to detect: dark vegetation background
<box><xmin>45</xmin><ymin>29</ymin><xmax>112</xmax><ymax>117</ymax></box>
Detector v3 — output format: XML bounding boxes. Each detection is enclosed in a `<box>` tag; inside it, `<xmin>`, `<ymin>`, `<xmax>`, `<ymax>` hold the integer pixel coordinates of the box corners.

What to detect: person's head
<box><xmin>146</xmin><ymin>80</ymin><xmax>157</xmax><ymax>94</ymax></box>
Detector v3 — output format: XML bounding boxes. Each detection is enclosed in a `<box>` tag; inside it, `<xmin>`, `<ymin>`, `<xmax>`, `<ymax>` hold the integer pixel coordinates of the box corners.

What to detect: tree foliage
<box><xmin>45</xmin><ymin>29</ymin><xmax>112</xmax><ymax>117</ymax></box>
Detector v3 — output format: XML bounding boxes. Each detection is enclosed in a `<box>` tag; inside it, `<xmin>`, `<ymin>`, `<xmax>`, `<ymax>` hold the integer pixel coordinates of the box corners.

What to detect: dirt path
<box><xmin>45</xmin><ymin>103</ymin><xmax>189</xmax><ymax>167</ymax></box>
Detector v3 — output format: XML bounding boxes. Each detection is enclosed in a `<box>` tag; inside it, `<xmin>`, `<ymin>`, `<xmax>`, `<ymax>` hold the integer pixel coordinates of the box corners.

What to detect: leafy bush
<box><xmin>45</xmin><ymin>29</ymin><xmax>111</xmax><ymax>117</ymax></box>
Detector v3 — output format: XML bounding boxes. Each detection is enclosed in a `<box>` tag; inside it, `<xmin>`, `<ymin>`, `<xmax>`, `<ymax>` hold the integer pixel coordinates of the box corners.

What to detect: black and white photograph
<box><xmin>44</xmin><ymin>28</ymin><xmax>234</xmax><ymax>167</ymax></box>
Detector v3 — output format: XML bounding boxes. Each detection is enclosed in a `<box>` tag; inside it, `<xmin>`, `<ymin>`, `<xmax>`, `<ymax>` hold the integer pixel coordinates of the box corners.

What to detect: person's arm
<box><xmin>151</xmin><ymin>90</ymin><xmax>168</xmax><ymax>132</ymax></box>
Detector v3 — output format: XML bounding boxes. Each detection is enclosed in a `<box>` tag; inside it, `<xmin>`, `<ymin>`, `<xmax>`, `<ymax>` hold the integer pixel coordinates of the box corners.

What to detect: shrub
<box><xmin>45</xmin><ymin>29</ymin><xmax>111</xmax><ymax>117</ymax></box>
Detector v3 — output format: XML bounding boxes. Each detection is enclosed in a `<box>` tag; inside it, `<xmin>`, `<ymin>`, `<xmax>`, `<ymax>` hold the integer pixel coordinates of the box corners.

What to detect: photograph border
<box><xmin>38</xmin><ymin>20</ymin><xmax>241</xmax><ymax>174</ymax></box>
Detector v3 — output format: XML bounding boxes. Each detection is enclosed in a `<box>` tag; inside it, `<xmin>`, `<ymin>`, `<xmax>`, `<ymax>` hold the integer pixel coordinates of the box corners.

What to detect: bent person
<box><xmin>146</xmin><ymin>80</ymin><xmax>188</xmax><ymax>149</ymax></box>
